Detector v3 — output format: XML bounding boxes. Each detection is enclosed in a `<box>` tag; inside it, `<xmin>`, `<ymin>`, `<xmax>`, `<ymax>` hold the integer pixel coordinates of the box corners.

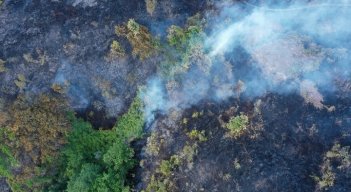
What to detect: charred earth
<box><xmin>0</xmin><ymin>0</ymin><xmax>351</xmax><ymax>192</ymax></box>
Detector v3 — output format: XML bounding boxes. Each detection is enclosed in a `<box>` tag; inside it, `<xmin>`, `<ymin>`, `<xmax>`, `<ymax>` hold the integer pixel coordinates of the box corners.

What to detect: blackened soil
<box><xmin>139</xmin><ymin>93</ymin><xmax>351</xmax><ymax>192</ymax></box>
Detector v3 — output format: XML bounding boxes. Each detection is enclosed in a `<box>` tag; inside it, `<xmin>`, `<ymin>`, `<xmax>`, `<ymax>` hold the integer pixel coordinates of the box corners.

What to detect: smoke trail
<box><xmin>142</xmin><ymin>0</ymin><xmax>351</xmax><ymax>123</ymax></box>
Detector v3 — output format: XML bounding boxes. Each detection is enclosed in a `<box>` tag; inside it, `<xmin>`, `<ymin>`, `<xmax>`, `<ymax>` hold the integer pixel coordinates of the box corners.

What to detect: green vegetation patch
<box><xmin>106</xmin><ymin>40</ymin><xmax>126</xmax><ymax>61</ymax></box>
<box><xmin>145</xmin><ymin>143</ymin><xmax>198</xmax><ymax>192</ymax></box>
<box><xmin>312</xmin><ymin>143</ymin><xmax>351</xmax><ymax>190</ymax></box>
<box><xmin>45</xmin><ymin>96</ymin><xmax>144</xmax><ymax>192</ymax></box>
<box><xmin>187</xmin><ymin>130</ymin><xmax>207</xmax><ymax>142</ymax></box>
<box><xmin>225</xmin><ymin>114</ymin><xmax>249</xmax><ymax>138</ymax></box>
<box><xmin>114</xmin><ymin>96</ymin><xmax>144</xmax><ymax>140</ymax></box>
<box><xmin>159</xmin><ymin>14</ymin><xmax>206</xmax><ymax>77</ymax></box>
<box><xmin>115</xmin><ymin>19</ymin><xmax>159</xmax><ymax>60</ymax></box>
<box><xmin>0</xmin><ymin>128</ymin><xmax>18</xmax><ymax>179</ymax></box>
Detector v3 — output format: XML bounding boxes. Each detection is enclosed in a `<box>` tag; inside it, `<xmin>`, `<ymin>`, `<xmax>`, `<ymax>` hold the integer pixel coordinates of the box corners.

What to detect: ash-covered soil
<box><xmin>0</xmin><ymin>0</ymin><xmax>351</xmax><ymax>192</ymax></box>
<box><xmin>139</xmin><ymin>93</ymin><xmax>351</xmax><ymax>191</ymax></box>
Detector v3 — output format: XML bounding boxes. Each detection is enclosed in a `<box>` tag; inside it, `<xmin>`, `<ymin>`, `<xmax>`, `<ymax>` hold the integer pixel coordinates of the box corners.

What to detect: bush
<box><xmin>187</xmin><ymin>130</ymin><xmax>207</xmax><ymax>142</ymax></box>
<box><xmin>106</xmin><ymin>40</ymin><xmax>125</xmax><ymax>61</ymax></box>
<box><xmin>167</xmin><ymin>24</ymin><xmax>202</xmax><ymax>50</ymax></box>
<box><xmin>160</xmin><ymin>14</ymin><xmax>206</xmax><ymax>77</ymax></box>
<box><xmin>159</xmin><ymin>160</ymin><xmax>172</xmax><ymax>177</ymax></box>
<box><xmin>114</xmin><ymin>96</ymin><xmax>144</xmax><ymax>140</ymax></box>
<box><xmin>225</xmin><ymin>114</ymin><xmax>249</xmax><ymax>138</ymax></box>
<box><xmin>313</xmin><ymin>143</ymin><xmax>351</xmax><ymax>190</ymax></box>
<box><xmin>145</xmin><ymin>143</ymin><xmax>197</xmax><ymax>191</ymax></box>
<box><xmin>115</xmin><ymin>19</ymin><xmax>159</xmax><ymax>60</ymax></box>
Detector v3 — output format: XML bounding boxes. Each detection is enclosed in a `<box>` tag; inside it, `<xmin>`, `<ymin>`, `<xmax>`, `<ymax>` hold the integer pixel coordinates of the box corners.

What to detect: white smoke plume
<box><xmin>142</xmin><ymin>0</ymin><xmax>351</xmax><ymax>123</ymax></box>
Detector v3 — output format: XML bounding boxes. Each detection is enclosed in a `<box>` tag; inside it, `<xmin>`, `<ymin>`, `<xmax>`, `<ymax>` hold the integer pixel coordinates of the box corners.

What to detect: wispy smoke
<box><xmin>141</xmin><ymin>78</ymin><xmax>167</xmax><ymax>124</ymax></box>
<box><xmin>142</xmin><ymin>0</ymin><xmax>351</xmax><ymax>123</ymax></box>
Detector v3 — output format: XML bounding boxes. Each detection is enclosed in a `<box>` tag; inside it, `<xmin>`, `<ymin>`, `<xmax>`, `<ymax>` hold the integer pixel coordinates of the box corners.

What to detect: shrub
<box><xmin>167</xmin><ymin>24</ymin><xmax>202</xmax><ymax>50</ymax></box>
<box><xmin>312</xmin><ymin>160</ymin><xmax>335</xmax><ymax>189</ymax></box>
<box><xmin>106</xmin><ymin>40</ymin><xmax>126</xmax><ymax>61</ymax></box>
<box><xmin>115</xmin><ymin>19</ymin><xmax>159</xmax><ymax>60</ymax></box>
<box><xmin>167</xmin><ymin>25</ymin><xmax>187</xmax><ymax>48</ymax></box>
<box><xmin>146</xmin><ymin>132</ymin><xmax>162</xmax><ymax>156</ymax></box>
<box><xmin>181</xmin><ymin>144</ymin><xmax>197</xmax><ymax>163</ymax></box>
<box><xmin>313</xmin><ymin>143</ymin><xmax>351</xmax><ymax>190</ymax></box>
<box><xmin>145</xmin><ymin>175</ymin><xmax>167</xmax><ymax>192</ymax></box>
<box><xmin>160</xmin><ymin>14</ymin><xmax>206</xmax><ymax>77</ymax></box>
<box><xmin>187</xmin><ymin>130</ymin><xmax>207</xmax><ymax>142</ymax></box>
<box><xmin>145</xmin><ymin>143</ymin><xmax>197</xmax><ymax>191</ymax></box>
<box><xmin>159</xmin><ymin>160</ymin><xmax>172</xmax><ymax>177</ymax></box>
<box><xmin>225</xmin><ymin>114</ymin><xmax>249</xmax><ymax>138</ymax></box>
<box><xmin>114</xmin><ymin>95</ymin><xmax>144</xmax><ymax>140</ymax></box>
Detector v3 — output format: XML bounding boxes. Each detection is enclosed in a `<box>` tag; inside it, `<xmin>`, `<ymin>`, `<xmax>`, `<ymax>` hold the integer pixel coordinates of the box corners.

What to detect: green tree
<box><xmin>46</xmin><ymin>96</ymin><xmax>144</xmax><ymax>192</ymax></box>
<box><xmin>67</xmin><ymin>164</ymin><xmax>101</xmax><ymax>192</ymax></box>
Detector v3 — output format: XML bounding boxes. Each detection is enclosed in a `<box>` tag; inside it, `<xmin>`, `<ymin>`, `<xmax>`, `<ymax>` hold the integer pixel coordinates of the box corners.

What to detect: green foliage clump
<box><xmin>187</xmin><ymin>130</ymin><xmax>207</xmax><ymax>142</ymax></box>
<box><xmin>145</xmin><ymin>132</ymin><xmax>163</xmax><ymax>156</ymax></box>
<box><xmin>47</xmin><ymin>96</ymin><xmax>144</xmax><ymax>192</ymax></box>
<box><xmin>114</xmin><ymin>96</ymin><xmax>144</xmax><ymax>140</ymax></box>
<box><xmin>160</xmin><ymin>14</ymin><xmax>206</xmax><ymax>77</ymax></box>
<box><xmin>115</xmin><ymin>19</ymin><xmax>159</xmax><ymax>60</ymax></box>
<box><xmin>225</xmin><ymin>114</ymin><xmax>249</xmax><ymax>138</ymax></box>
<box><xmin>145</xmin><ymin>155</ymin><xmax>180</xmax><ymax>192</ymax></box>
<box><xmin>313</xmin><ymin>143</ymin><xmax>351</xmax><ymax>190</ymax></box>
<box><xmin>106</xmin><ymin>40</ymin><xmax>125</xmax><ymax>61</ymax></box>
<box><xmin>313</xmin><ymin>161</ymin><xmax>335</xmax><ymax>190</ymax></box>
<box><xmin>159</xmin><ymin>160</ymin><xmax>173</xmax><ymax>177</ymax></box>
<box><xmin>167</xmin><ymin>24</ymin><xmax>202</xmax><ymax>50</ymax></box>
<box><xmin>145</xmin><ymin>143</ymin><xmax>197</xmax><ymax>191</ymax></box>
<box><xmin>191</xmin><ymin>111</ymin><xmax>203</xmax><ymax>118</ymax></box>
<box><xmin>145</xmin><ymin>175</ymin><xmax>168</xmax><ymax>192</ymax></box>
<box><xmin>0</xmin><ymin>128</ymin><xmax>18</xmax><ymax>179</ymax></box>
<box><xmin>326</xmin><ymin>144</ymin><xmax>351</xmax><ymax>167</ymax></box>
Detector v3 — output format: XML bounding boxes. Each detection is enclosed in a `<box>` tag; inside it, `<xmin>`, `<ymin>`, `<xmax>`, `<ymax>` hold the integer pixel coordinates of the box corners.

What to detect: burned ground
<box><xmin>139</xmin><ymin>92</ymin><xmax>351</xmax><ymax>192</ymax></box>
<box><xmin>0</xmin><ymin>0</ymin><xmax>207</xmax><ymax>127</ymax></box>
<box><xmin>0</xmin><ymin>0</ymin><xmax>351</xmax><ymax>192</ymax></box>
